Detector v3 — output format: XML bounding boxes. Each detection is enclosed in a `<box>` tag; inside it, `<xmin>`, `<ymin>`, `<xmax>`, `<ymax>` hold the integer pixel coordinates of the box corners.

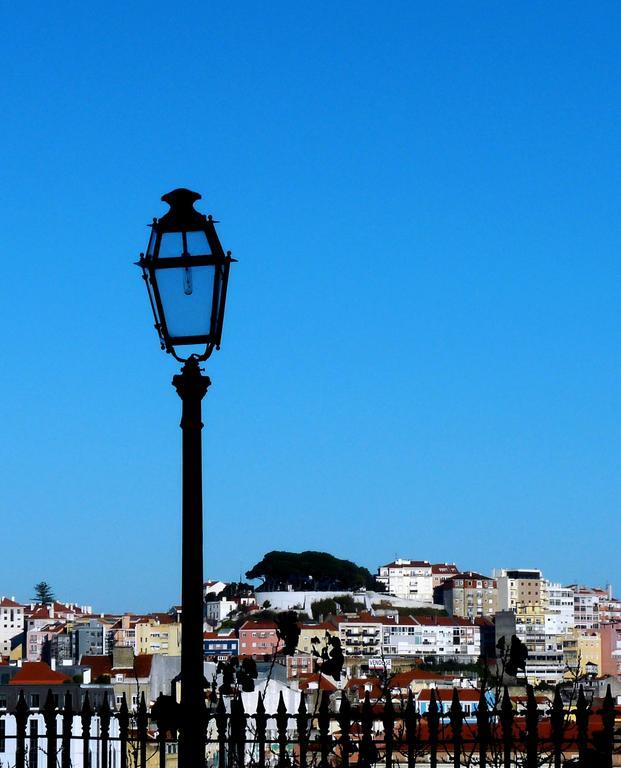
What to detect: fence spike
<box><xmin>62</xmin><ymin>691</ymin><xmax>73</xmax><ymax>768</ymax></box>
<box><xmin>476</xmin><ymin>687</ymin><xmax>490</xmax><ymax>768</ymax></box>
<box><xmin>338</xmin><ymin>694</ymin><xmax>351</xmax><ymax>768</ymax></box>
<box><xmin>550</xmin><ymin>684</ymin><xmax>563</xmax><ymax>768</ymax></box>
<box><xmin>427</xmin><ymin>688</ymin><xmax>439</xmax><ymax>768</ymax></box>
<box><xmin>601</xmin><ymin>683</ymin><xmax>615</xmax><ymax>768</ymax></box>
<box><xmin>318</xmin><ymin>692</ymin><xmax>331</xmax><ymax>768</ymax></box>
<box><xmin>525</xmin><ymin>684</ymin><xmax>538</xmax><ymax>768</ymax></box>
<box><xmin>383</xmin><ymin>692</ymin><xmax>395</xmax><ymax>768</ymax></box>
<box><xmin>297</xmin><ymin>693</ymin><xmax>308</xmax><ymax>768</ymax></box>
<box><xmin>576</xmin><ymin>683</ymin><xmax>589</xmax><ymax>765</ymax></box>
<box><xmin>276</xmin><ymin>691</ymin><xmax>288</xmax><ymax>768</ymax></box>
<box><xmin>118</xmin><ymin>694</ymin><xmax>129</xmax><ymax>768</ymax></box>
<box><xmin>404</xmin><ymin>690</ymin><xmax>418</xmax><ymax>768</ymax></box>
<box><xmin>81</xmin><ymin>691</ymin><xmax>93</xmax><ymax>768</ymax></box>
<box><xmin>14</xmin><ymin>690</ymin><xmax>29</xmax><ymax>768</ymax></box>
<box><xmin>449</xmin><ymin>689</ymin><xmax>463</xmax><ymax>768</ymax></box>
<box><xmin>255</xmin><ymin>692</ymin><xmax>267</xmax><ymax>768</ymax></box>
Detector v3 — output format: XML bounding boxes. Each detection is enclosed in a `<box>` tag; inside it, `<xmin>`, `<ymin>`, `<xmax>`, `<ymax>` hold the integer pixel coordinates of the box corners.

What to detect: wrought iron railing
<box><xmin>0</xmin><ymin>684</ymin><xmax>618</xmax><ymax>768</ymax></box>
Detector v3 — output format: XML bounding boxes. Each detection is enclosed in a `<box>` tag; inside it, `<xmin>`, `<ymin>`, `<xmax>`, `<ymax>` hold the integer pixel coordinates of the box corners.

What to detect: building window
<box><xmin>30</xmin><ymin>694</ymin><xmax>40</xmax><ymax>708</ymax></box>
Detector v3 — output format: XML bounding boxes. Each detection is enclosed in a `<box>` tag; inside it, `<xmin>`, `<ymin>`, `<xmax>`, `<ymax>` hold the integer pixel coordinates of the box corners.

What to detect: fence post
<box><xmin>99</xmin><ymin>693</ymin><xmax>111</xmax><ymax>768</ymax></box>
<box><xmin>525</xmin><ymin>685</ymin><xmax>538</xmax><ymax>768</ymax></box>
<box><xmin>276</xmin><ymin>692</ymin><xmax>288</xmax><ymax>768</ymax></box>
<box><xmin>43</xmin><ymin>689</ymin><xmax>58</xmax><ymax>768</ymax></box>
<box><xmin>80</xmin><ymin>692</ymin><xmax>92</xmax><ymax>768</ymax></box>
<box><xmin>255</xmin><ymin>693</ymin><xmax>267</xmax><ymax>768</ymax></box>
<box><xmin>62</xmin><ymin>691</ymin><xmax>73</xmax><ymax>768</ymax></box>
<box><xmin>576</xmin><ymin>685</ymin><xmax>589</xmax><ymax>767</ymax></box>
<box><xmin>118</xmin><ymin>694</ymin><xmax>129</xmax><ymax>768</ymax></box>
<box><xmin>427</xmin><ymin>689</ymin><xmax>439</xmax><ymax>768</ymax></box>
<box><xmin>383</xmin><ymin>691</ymin><xmax>395</xmax><ymax>768</ymax></box>
<box><xmin>476</xmin><ymin>687</ymin><xmax>490</xmax><ymax>768</ymax></box>
<box><xmin>215</xmin><ymin>694</ymin><xmax>227</xmax><ymax>768</ymax></box>
<box><xmin>136</xmin><ymin>693</ymin><xmax>148</xmax><ymax>768</ymax></box>
<box><xmin>14</xmin><ymin>690</ymin><xmax>29</xmax><ymax>768</ymax></box>
<box><xmin>499</xmin><ymin>686</ymin><xmax>513</xmax><ymax>768</ymax></box>
<box><xmin>338</xmin><ymin>691</ymin><xmax>351</xmax><ymax>768</ymax></box>
<box><xmin>550</xmin><ymin>685</ymin><xmax>563</xmax><ymax>768</ymax></box>
<box><xmin>404</xmin><ymin>690</ymin><xmax>418</xmax><ymax>768</ymax></box>
<box><xmin>318</xmin><ymin>691</ymin><xmax>331</xmax><ymax>768</ymax></box>
<box><xmin>600</xmin><ymin>684</ymin><xmax>615</xmax><ymax>768</ymax></box>
<box><xmin>449</xmin><ymin>689</ymin><xmax>463</xmax><ymax>768</ymax></box>
<box><xmin>296</xmin><ymin>693</ymin><xmax>308</xmax><ymax>768</ymax></box>
<box><xmin>359</xmin><ymin>692</ymin><xmax>375</xmax><ymax>768</ymax></box>
<box><xmin>230</xmin><ymin>694</ymin><xmax>246</xmax><ymax>768</ymax></box>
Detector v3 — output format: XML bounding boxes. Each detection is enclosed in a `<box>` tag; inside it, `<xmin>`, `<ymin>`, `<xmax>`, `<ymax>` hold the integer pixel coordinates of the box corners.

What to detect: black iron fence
<box><xmin>0</xmin><ymin>684</ymin><xmax>618</xmax><ymax>768</ymax></box>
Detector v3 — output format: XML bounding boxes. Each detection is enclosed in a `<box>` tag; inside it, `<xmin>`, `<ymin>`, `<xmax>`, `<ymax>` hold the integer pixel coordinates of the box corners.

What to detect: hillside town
<box><xmin>2</xmin><ymin>556</ymin><xmax>621</xmax><ymax>720</ymax></box>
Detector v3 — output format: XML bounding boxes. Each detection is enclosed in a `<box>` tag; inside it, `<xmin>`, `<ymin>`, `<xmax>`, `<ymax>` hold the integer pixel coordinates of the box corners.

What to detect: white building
<box><xmin>204</xmin><ymin>597</ymin><xmax>238</xmax><ymax>623</ymax></box>
<box><xmin>376</xmin><ymin>560</ymin><xmax>433</xmax><ymax>603</ymax></box>
<box><xmin>543</xmin><ymin>582</ymin><xmax>574</xmax><ymax>637</ymax></box>
<box><xmin>382</xmin><ymin>616</ymin><xmax>480</xmax><ymax>661</ymax></box>
<box><xmin>0</xmin><ymin>598</ymin><xmax>24</xmax><ymax>656</ymax></box>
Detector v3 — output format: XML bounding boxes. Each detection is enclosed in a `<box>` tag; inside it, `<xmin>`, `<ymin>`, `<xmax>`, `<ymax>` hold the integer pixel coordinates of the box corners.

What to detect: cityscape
<box><xmin>2</xmin><ymin>555</ymin><xmax>620</xmax><ymax>706</ymax></box>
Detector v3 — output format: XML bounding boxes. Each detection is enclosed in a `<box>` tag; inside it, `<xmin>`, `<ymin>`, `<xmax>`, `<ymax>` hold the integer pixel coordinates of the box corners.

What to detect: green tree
<box><xmin>33</xmin><ymin>581</ymin><xmax>55</xmax><ymax>604</ymax></box>
<box><xmin>311</xmin><ymin>598</ymin><xmax>338</xmax><ymax>620</ymax></box>
<box><xmin>247</xmin><ymin>550</ymin><xmax>383</xmax><ymax>591</ymax></box>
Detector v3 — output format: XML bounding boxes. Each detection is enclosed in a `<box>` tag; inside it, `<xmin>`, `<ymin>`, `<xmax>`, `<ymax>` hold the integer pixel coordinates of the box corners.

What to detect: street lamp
<box><xmin>137</xmin><ymin>188</ymin><xmax>234</xmax><ymax>768</ymax></box>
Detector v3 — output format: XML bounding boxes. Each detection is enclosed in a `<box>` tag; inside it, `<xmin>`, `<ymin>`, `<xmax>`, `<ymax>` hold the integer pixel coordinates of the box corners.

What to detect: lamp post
<box><xmin>137</xmin><ymin>188</ymin><xmax>234</xmax><ymax>768</ymax></box>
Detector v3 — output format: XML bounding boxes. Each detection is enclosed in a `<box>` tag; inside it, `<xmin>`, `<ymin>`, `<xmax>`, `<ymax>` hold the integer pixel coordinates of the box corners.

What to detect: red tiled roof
<box><xmin>389</xmin><ymin>669</ymin><xmax>452</xmax><ymax>687</ymax></box>
<box><xmin>240</xmin><ymin>620</ymin><xmax>278</xmax><ymax>631</ymax></box>
<box><xmin>9</xmin><ymin>662</ymin><xmax>71</xmax><ymax>685</ymax></box>
<box><xmin>431</xmin><ymin>564</ymin><xmax>459</xmax><ymax>574</ymax></box>
<box><xmin>417</xmin><ymin>688</ymin><xmax>481</xmax><ymax>702</ymax></box>
<box><xmin>0</xmin><ymin>597</ymin><xmax>23</xmax><ymax>608</ymax></box>
<box><xmin>81</xmin><ymin>655</ymin><xmax>113</xmax><ymax>678</ymax></box>
<box><xmin>298</xmin><ymin>673</ymin><xmax>337</xmax><ymax>691</ymax></box>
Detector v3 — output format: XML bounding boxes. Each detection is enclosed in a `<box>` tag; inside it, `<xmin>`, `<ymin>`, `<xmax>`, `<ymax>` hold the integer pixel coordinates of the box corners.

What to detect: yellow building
<box><xmin>563</xmin><ymin>629</ymin><xmax>601</xmax><ymax>677</ymax></box>
<box><xmin>135</xmin><ymin>618</ymin><xmax>181</xmax><ymax>656</ymax></box>
<box><xmin>296</xmin><ymin>623</ymin><xmax>335</xmax><ymax>656</ymax></box>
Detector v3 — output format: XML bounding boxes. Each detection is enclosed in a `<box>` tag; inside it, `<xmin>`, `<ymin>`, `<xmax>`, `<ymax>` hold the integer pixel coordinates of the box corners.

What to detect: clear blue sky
<box><xmin>1</xmin><ymin>2</ymin><xmax>620</xmax><ymax>612</ymax></box>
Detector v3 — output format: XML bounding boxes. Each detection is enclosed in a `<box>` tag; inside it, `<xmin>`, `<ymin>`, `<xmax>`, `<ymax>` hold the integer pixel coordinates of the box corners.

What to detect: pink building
<box><xmin>600</xmin><ymin>623</ymin><xmax>621</xmax><ymax>677</ymax></box>
<box><xmin>239</xmin><ymin>620</ymin><xmax>283</xmax><ymax>659</ymax></box>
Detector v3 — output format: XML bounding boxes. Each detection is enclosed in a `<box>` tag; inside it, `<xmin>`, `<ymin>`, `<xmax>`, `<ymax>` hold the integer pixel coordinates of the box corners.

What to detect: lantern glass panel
<box><xmin>159</xmin><ymin>232</ymin><xmax>184</xmax><ymax>257</ymax></box>
<box><xmin>147</xmin><ymin>229</ymin><xmax>157</xmax><ymax>257</ymax></box>
<box><xmin>155</xmin><ymin>265</ymin><xmax>215</xmax><ymax>338</ymax></box>
<box><xmin>185</xmin><ymin>230</ymin><xmax>211</xmax><ymax>255</ymax></box>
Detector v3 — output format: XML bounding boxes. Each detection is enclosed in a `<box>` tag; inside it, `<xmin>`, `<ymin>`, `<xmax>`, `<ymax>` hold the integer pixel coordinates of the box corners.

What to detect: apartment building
<box><xmin>431</xmin><ymin>564</ymin><xmax>459</xmax><ymax>590</ymax></box>
<box><xmin>0</xmin><ymin>597</ymin><xmax>24</xmax><ymax>657</ymax></box>
<box><xmin>442</xmin><ymin>572</ymin><xmax>498</xmax><ymax>619</ymax></box>
<box><xmin>382</xmin><ymin>615</ymin><xmax>480</xmax><ymax>661</ymax></box>
<box><xmin>238</xmin><ymin>620</ymin><xmax>283</xmax><ymax>659</ymax></box>
<box><xmin>543</xmin><ymin>582</ymin><xmax>574</xmax><ymax>636</ymax></box>
<box><xmin>494</xmin><ymin>569</ymin><xmax>544</xmax><ymax>611</ymax></box>
<box><xmin>135</xmin><ymin>618</ymin><xmax>181</xmax><ymax>656</ymax></box>
<box><xmin>376</xmin><ymin>560</ymin><xmax>433</xmax><ymax>602</ymax></box>
<box><xmin>570</xmin><ymin>586</ymin><xmax>605</xmax><ymax>630</ymax></box>
<box><xmin>600</xmin><ymin>623</ymin><xmax>621</xmax><ymax>677</ymax></box>
<box><xmin>563</xmin><ymin>628</ymin><xmax>601</xmax><ymax>676</ymax></box>
<box><xmin>337</xmin><ymin>616</ymin><xmax>385</xmax><ymax>656</ymax></box>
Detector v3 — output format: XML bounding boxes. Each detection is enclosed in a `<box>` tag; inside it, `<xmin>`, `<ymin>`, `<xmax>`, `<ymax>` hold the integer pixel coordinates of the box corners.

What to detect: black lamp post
<box><xmin>137</xmin><ymin>188</ymin><xmax>234</xmax><ymax>768</ymax></box>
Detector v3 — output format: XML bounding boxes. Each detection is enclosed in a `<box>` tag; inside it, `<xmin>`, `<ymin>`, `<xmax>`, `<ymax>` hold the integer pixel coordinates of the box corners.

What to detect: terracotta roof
<box><xmin>240</xmin><ymin>620</ymin><xmax>278</xmax><ymax>631</ymax></box>
<box><xmin>417</xmin><ymin>688</ymin><xmax>481</xmax><ymax>702</ymax></box>
<box><xmin>9</xmin><ymin>662</ymin><xmax>71</xmax><ymax>685</ymax></box>
<box><xmin>298</xmin><ymin>673</ymin><xmax>338</xmax><ymax>691</ymax></box>
<box><xmin>389</xmin><ymin>669</ymin><xmax>452</xmax><ymax>687</ymax></box>
<box><xmin>81</xmin><ymin>655</ymin><xmax>113</xmax><ymax>679</ymax></box>
<box><xmin>0</xmin><ymin>597</ymin><xmax>23</xmax><ymax>608</ymax></box>
<box><xmin>114</xmin><ymin>654</ymin><xmax>153</xmax><ymax>678</ymax></box>
<box><xmin>431</xmin><ymin>564</ymin><xmax>459</xmax><ymax>574</ymax></box>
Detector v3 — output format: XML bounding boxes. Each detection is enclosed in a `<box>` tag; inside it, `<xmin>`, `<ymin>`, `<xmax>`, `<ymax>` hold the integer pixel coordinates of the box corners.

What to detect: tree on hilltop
<box><xmin>246</xmin><ymin>550</ymin><xmax>385</xmax><ymax>592</ymax></box>
<box><xmin>32</xmin><ymin>581</ymin><xmax>55</xmax><ymax>604</ymax></box>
